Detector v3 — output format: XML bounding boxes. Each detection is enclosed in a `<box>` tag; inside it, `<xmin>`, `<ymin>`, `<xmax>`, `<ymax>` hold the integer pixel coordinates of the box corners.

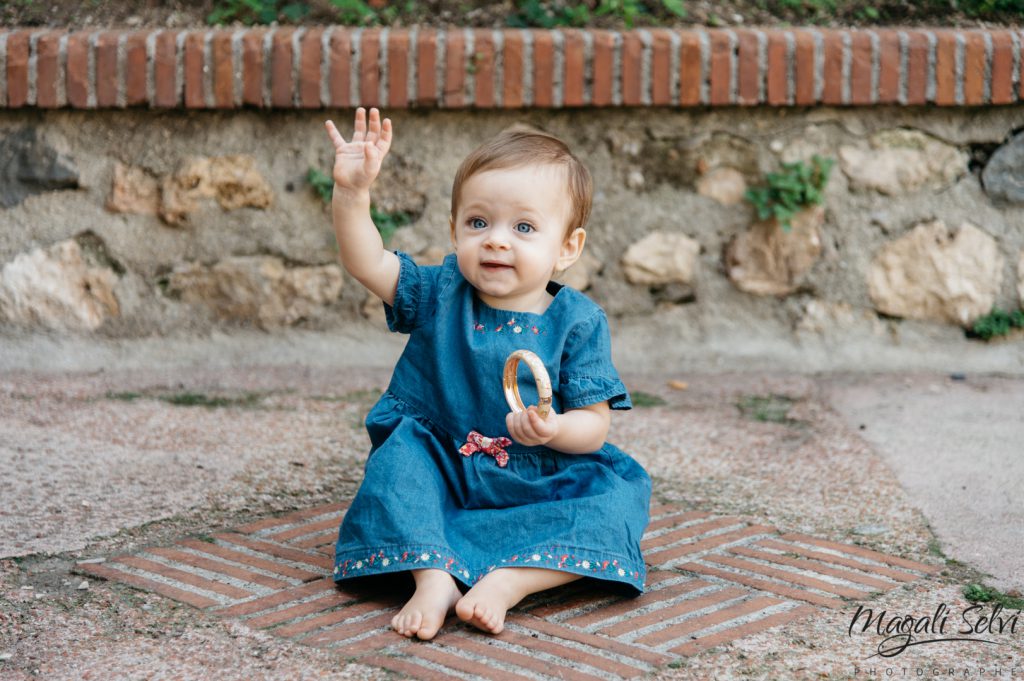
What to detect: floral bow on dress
<box><xmin>459</xmin><ymin>431</ymin><xmax>513</xmax><ymax>468</ymax></box>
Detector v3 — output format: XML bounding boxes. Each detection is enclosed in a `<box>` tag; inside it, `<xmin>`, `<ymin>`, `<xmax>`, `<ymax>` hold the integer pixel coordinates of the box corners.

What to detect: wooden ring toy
<box><xmin>503</xmin><ymin>349</ymin><xmax>552</xmax><ymax>419</ymax></box>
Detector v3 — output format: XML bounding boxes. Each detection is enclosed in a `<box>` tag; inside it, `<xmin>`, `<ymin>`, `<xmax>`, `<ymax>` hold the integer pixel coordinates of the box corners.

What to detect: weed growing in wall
<box><xmin>966</xmin><ymin>307</ymin><xmax>1024</xmax><ymax>341</ymax></box>
<box><xmin>744</xmin><ymin>155</ymin><xmax>834</xmax><ymax>232</ymax></box>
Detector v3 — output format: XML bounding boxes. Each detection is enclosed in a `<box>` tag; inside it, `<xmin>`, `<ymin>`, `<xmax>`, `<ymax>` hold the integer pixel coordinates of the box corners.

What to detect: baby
<box><xmin>325</xmin><ymin>107</ymin><xmax>651</xmax><ymax>641</ymax></box>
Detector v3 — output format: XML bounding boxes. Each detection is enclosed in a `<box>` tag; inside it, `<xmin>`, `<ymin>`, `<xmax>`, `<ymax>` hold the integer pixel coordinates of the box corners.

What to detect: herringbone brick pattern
<box><xmin>76</xmin><ymin>501</ymin><xmax>938</xmax><ymax>678</ymax></box>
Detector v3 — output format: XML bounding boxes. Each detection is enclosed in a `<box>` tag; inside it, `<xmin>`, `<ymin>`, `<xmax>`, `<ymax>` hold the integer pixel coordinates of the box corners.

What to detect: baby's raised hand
<box><xmin>324</xmin><ymin>107</ymin><xmax>392</xmax><ymax>194</ymax></box>
<box><xmin>506</xmin><ymin>405</ymin><xmax>560</xmax><ymax>447</ymax></box>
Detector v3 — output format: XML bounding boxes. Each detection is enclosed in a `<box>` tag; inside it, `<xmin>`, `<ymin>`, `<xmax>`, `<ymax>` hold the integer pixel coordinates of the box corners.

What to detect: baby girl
<box><xmin>324</xmin><ymin>107</ymin><xmax>651</xmax><ymax>641</ymax></box>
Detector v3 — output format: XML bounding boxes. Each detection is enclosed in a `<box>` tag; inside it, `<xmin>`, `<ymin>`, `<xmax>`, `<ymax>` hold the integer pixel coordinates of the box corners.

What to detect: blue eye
<box><xmin>515</xmin><ymin>222</ymin><xmax>534</xmax><ymax>233</ymax></box>
<box><xmin>470</xmin><ymin>218</ymin><xmax>486</xmax><ymax>230</ymax></box>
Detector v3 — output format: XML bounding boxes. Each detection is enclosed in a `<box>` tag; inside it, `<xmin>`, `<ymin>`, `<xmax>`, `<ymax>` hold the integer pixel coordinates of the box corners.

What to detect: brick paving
<box><xmin>72</xmin><ymin>499</ymin><xmax>940</xmax><ymax>679</ymax></box>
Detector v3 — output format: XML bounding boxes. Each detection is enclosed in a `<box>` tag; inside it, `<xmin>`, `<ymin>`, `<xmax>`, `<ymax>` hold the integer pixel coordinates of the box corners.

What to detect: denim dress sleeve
<box><xmin>558</xmin><ymin>311</ymin><xmax>633</xmax><ymax>411</ymax></box>
<box><xmin>383</xmin><ymin>250</ymin><xmax>452</xmax><ymax>334</ymax></box>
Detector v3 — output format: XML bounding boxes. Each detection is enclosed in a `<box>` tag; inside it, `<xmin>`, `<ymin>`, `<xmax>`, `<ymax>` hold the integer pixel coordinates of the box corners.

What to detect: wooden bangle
<box><xmin>503</xmin><ymin>349</ymin><xmax>553</xmax><ymax>419</ymax></box>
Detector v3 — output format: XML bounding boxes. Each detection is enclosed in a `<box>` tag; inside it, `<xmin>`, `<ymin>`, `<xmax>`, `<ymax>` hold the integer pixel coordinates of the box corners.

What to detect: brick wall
<box><xmin>2</xmin><ymin>27</ymin><xmax>1023</xmax><ymax>110</ymax></box>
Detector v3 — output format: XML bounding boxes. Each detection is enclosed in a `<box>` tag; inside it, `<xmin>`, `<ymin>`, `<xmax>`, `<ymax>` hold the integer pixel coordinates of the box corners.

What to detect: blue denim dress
<box><xmin>334</xmin><ymin>250</ymin><xmax>652</xmax><ymax>596</ymax></box>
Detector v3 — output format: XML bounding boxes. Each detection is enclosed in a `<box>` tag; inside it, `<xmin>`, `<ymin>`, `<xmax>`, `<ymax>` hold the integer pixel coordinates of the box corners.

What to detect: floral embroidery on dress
<box><xmin>334</xmin><ymin>546</ymin><xmax>644</xmax><ymax>588</ymax></box>
<box><xmin>471</xmin><ymin>318</ymin><xmax>543</xmax><ymax>335</ymax></box>
<box><xmin>334</xmin><ymin>549</ymin><xmax>473</xmax><ymax>582</ymax></box>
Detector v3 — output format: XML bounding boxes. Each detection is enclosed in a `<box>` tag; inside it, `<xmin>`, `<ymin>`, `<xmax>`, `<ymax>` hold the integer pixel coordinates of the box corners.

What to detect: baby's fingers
<box><xmin>324</xmin><ymin>120</ymin><xmax>347</xmax><ymax>149</ymax></box>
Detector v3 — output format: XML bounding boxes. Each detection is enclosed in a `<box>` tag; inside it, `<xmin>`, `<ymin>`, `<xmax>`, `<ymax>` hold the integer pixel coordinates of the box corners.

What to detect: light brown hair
<box><xmin>450</xmin><ymin>124</ymin><xmax>593</xmax><ymax>240</ymax></box>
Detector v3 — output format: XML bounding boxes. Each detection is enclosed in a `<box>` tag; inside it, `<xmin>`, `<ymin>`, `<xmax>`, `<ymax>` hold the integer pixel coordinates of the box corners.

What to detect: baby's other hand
<box><xmin>506</xmin><ymin>406</ymin><xmax>559</xmax><ymax>447</ymax></box>
<box><xmin>323</xmin><ymin>107</ymin><xmax>392</xmax><ymax>194</ymax></box>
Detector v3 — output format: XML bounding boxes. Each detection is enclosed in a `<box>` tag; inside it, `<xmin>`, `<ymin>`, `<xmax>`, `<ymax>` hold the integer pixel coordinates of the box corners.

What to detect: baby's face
<box><xmin>450</xmin><ymin>164</ymin><xmax>581</xmax><ymax>313</ymax></box>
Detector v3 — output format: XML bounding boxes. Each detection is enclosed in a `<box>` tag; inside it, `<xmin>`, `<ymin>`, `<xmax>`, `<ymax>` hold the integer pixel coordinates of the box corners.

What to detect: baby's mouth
<box><xmin>481</xmin><ymin>262</ymin><xmax>514</xmax><ymax>271</ymax></box>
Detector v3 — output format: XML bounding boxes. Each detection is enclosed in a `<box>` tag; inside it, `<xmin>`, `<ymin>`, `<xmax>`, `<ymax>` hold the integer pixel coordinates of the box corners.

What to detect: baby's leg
<box><xmin>455</xmin><ymin>567</ymin><xmax>582</xmax><ymax>635</ymax></box>
<box><xmin>392</xmin><ymin>568</ymin><xmax>464</xmax><ymax>640</ymax></box>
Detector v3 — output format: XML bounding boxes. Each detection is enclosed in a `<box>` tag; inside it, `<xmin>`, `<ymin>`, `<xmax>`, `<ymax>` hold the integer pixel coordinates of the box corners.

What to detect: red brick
<box><xmin>963</xmin><ymin>30</ymin><xmax>986</xmax><ymax>105</ymax></box>
<box><xmin>502</xmin><ymin>29</ymin><xmax>523</xmax><ymax>108</ymax></box>
<box><xmin>876</xmin><ymin>29</ymin><xmax>900</xmax><ymax>104</ymax></box>
<box><xmin>607</xmin><ymin>586</ymin><xmax>749</xmax><ymax>639</ymax></box>
<box><xmin>646</xmin><ymin>509</ymin><xmax>711</xmax><ymax>534</ymax></box>
<box><xmin>212</xmin><ymin>532</ymin><xmax>333</xmax><ymax>570</ymax></box>
<box><xmin>728</xmin><ymin>546</ymin><xmax>895</xmax><ymax>591</ymax></box>
<box><xmin>405</xmin><ymin>643</ymin><xmax>529</xmax><ymax>680</ymax></box>
<box><xmin>671</xmin><ymin>604</ymin><xmax>817</xmax><ymax>656</ymax></box>
<box><xmin>6</xmin><ymin>30</ymin><xmax>29</xmax><ymax>107</ymax></box>
<box><xmin>644</xmin><ymin>524</ymin><xmax>776</xmax><ymax>564</ymax></box>
<box><xmin>678</xmin><ymin>561</ymin><xmax>846</xmax><ymax>608</ymax></box>
<box><xmin>183</xmin><ymin>31</ymin><xmax>205</xmax><ymax>108</ymax></box>
<box><xmin>649</xmin><ymin>28</ymin><xmax>671</xmax><ymax>106</ymax></box>
<box><xmin>510</xmin><ymin>614</ymin><xmax>673</xmax><ymax>666</ymax></box>
<box><xmin>147</xmin><ymin>547</ymin><xmax>292</xmax><ymax>590</ymax></box>
<box><xmin>177</xmin><ymin>538</ymin><xmax>321</xmax><ymax>582</ymax></box>
<box><xmin>299</xmin><ymin>27</ymin><xmax>323</xmax><ymax>108</ymax></box>
<box><xmin>766</xmin><ymin>30</ymin><xmax>789</xmax><ymax>106</ymax></box>
<box><xmin>532</xmin><ymin>29</ymin><xmax>553</xmax><ymax>107</ymax></box>
<box><xmin>77</xmin><ymin>562</ymin><xmax>219</xmax><ymax>610</ymax></box>
<box><xmin>709</xmin><ymin>29</ymin><xmax>732</xmax><ymax>105</ymax></box>
<box><xmin>563</xmin><ymin>28</ymin><xmax>586</xmax><ymax>107</ymax></box>
<box><xmin>328</xmin><ymin>29</ymin><xmax>351</xmax><ymax>108</ymax></box>
<box><xmin>266</xmin><ymin>515</ymin><xmax>344</xmax><ymax>542</ymax></box>
<box><xmin>113</xmin><ymin>554</ymin><xmax>254</xmax><ymax>600</ymax></box>
<box><xmin>905</xmin><ymin>30</ymin><xmax>929</xmax><ymax>105</ymax></box>
<box><xmin>242</xmin><ymin>29</ymin><xmax>266</xmax><ymax>107</ymax></box>
<box><xmin>292</xmin><ymin>531</ymin><xmax>337</xmax><ymax>549</ymax></box>
<box><xmin>849</xmin><ymin>30</ymin><xmax>872</xmax><ymax>105</ymax></box>
<box><xmin>271</xmin><ymin>28</ymin><xmax>295</xmax><ymax>108</ymax></box>
<box><xmin>443</xmin><ymin>28</ymin><xmax>465</xmax><ymax>108</ymax></box>
<box><xmin>822</xmin><ymin>30</ymin><xmax>844</xmax><ymax>105</ymax></box>
<box><xmin>793</xmin><ymin>29</ymin><xmax>816</xmax><ymax>105</ymax></box>
<box><xmin>648</xmin><ymin>501</ymin><xmax>679</xmax><ymax>516</ymax></box>
<box><xmin>639</xmin><ymin>594</ymin><xmax>784</xmax><ymax>646</ymax></box>
<box><xmin>415</xmin><ymin>28</ymin><xmax>435</xmax><ymax>106</ymax></box>
<box><xmin>481</xmin><ymin>628</ymin><xmax>648</xmax><ymax>678</ymax></box>
<box><xmin>212</xmin><ymin>30</ymin><xmax>235</xmax><ymax>108</ymax></box>
<box><xmin>248</xmin><ymin>591</ymin><xmax>356</xmax><ymax>631</ymax></box>
<box><xmin>736</xmin><ymin>29</ymin><xmax>760</xmax><ymax>105</ymax></box>
<box><xmin>755</xmin><ymin>538</ymin><xmax>922</xmax><ymax>582</ymax></box>
<box><xmin>642</xmin><ymin>516</ymin><xmax>743</xmax><ymax>551</ymax></box>
<box><xmin>359</xmin><ymin>27</ymin><xmax>381</xmax><ymax>107</ymax></box>
<box><xmin>678</xmin><ymin>30</ymin><xmax>702</xmax><ymax>106</ymax></box>
<box><xmin>249</xmin><ymin>504</ymin><xmax>349</xmax><ymax>533</ymax></box>
<box><xmin>212</xmin><ymin>578</ymin><xmax>336</xmax><ymax>618</ymax></box>
<box><xmin>778</xmin><ymin>533</ymin><xmax>940</xmax><ymax>574</ymax></box>
<box><xmin>35</xmin><ymin>31</ymin><xmax>62</xmax><ymax>108</ymax></box>
<box><xmin>990</xmin><ymin>30</ymin><xmax>1015</xmax><ymax>105</ymax></box>
<box><xmin>360</xmin><ymin>655</ymin><xmax>451</xmax><ymax>681</ymax></box>
<box><xmin>301</xmin><ymin>609</ymin><xmax>402</xmax><ymax>645</ymax></box>
<box><xmin>441</xmin><ymin>632</ymin><xmax>599</xmax><ymax>681</ymax></box>
<box><xmin>387</xmin><ymin>28</ymin><xmax>409</xmax><ymax>108</ymax></box>
<box><xmin>564</xmin><ymin>578</ymin><xmax>712</xmax><ymax>627</ymax></box>
<box><xmin>934</xmin><ymin>30</ymin><xmax>957</xmax><ymax>105</ymax></box>
<box><xmin>66</xmin><ymin>31</ymin><xmax>90</xmax><ymax>108</ymax></box>
<box><xmin>592</xmin><ymin>30</ymin><xmax>614</xmax><ymax>106</ymax></box>
<box><xmin>124</xmin><ymin>31</ymin><xmax>149</xmax><ymax>106</ymax></box>
<box><xmin>471</xmin><ymin>29</ymin><xmax>494</xmax><ymax>108</ymax></box>
<box><xmin>621</xmin><ymin>30</ymin><xmax>643</xmax><ymax>106</ymax></box>
<box><xmin>705</xmin><ymin>554</ymin><xmax>872</xmax><ymax>599</ymax></box>
<box><xmin>95</xmin><ymin>32</ymin><xmax>119</xmax><ymax>107</ymax></box>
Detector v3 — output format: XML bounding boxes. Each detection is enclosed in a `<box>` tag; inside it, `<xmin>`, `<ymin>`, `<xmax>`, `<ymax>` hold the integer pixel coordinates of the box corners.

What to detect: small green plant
<box><xmin>744</xmin><ymin>154</ymin><xmax>834</xmax><ymax>232</ymax></box>
<box><xmin>631</xmin><ymin>390</ymin><xmax>668</xmax><ymax>407</ymax></box>
<box><xmin>507</xmin><ymin>0</ymin><xmax>592</xmax><ymax>28</ymax></box>
<box><xmin>106</xmin><ymin>391</ymin><xmax>142</xmax><ymax>401</ymax></box>
<box><xmin>159</xmin><ymin>392</ymin><xmax>264</xmax><ymax>408</ymax></box>
<box><xmin>307</xmin><ymin>167</ymin><xmax>334</xmax><ymax>204</ymax></box>
<box><xmin>370</xmin><ymin>204</ymin><xmax>413</xmax><ymax>245</ymax></box>
<box><xmin>307</xmin><ymin>167</ymin><xmax>412</xmax><ymax>245</ymax></box>
<box><xmin>207</xmin><ymin>0</ymin><xmax>311</xmax><ymax>25</ymax></box>
<box><xmin>963</xmin><ymin>583</ymin><xmax>1024</xmax><ymax>610</ymax></box>
<box><xmin>966</xmin><ymin>307</ymin><xmax>1024</xmax><ymax>341</ymax></box>
<box><xmin>737</xmin><ymin>394</ymin><xmax>796</xmax><ymax>423</ymax></box>
<box><xmin>329</xmin><ymin>0</ymin><xmax>390</xmax><ymax>26</ymax></box>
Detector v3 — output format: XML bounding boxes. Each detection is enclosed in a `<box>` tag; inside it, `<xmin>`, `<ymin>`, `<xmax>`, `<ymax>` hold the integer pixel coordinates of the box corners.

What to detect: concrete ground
<box><xmin>1</xmin><ymin>331</ymin><xmax>1022</xmax><ymax>679</ymax></box>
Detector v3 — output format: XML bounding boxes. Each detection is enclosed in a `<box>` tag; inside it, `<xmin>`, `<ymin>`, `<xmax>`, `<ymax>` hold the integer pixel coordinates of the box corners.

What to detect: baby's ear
<box><xmin>448</xmin><ymin>214</ymin><xmax>457</xmax><ymax>246</ymax></box>
<box><xmin>556</xmin><ymin>227</ymin><xmax>586</xmax><ymax>271</ymax></box>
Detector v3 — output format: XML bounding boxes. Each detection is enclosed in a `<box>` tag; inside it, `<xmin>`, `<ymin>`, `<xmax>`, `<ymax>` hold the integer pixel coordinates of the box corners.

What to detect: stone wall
<box><xmin>1</xmin><ymin>26</ymin><xmax>1022</xmax><ymax>370</ymax></box>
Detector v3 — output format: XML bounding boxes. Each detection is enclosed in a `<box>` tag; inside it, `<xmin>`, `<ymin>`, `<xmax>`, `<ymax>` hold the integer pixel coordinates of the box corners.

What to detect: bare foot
<box><xmin>454</xmin><ymin>570</ymin><xmax>524</xmax><ymax>635</ymax></box>
<box><xmin>392</xmin><ymin>569</ymin><xmax>463</xmax><ymax>640</ymax></box>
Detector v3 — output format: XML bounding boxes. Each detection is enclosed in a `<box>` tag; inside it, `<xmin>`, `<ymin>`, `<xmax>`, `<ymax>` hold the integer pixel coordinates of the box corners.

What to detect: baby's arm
<box><xmin>324</xmin><ymin>107</ymin><xmax>400</xmax><ymax>306</ymax></box>
<box><xmin>507</xmin><ymin>401</ymin><xmax>611</xmax><ymax>454</ymax></box>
